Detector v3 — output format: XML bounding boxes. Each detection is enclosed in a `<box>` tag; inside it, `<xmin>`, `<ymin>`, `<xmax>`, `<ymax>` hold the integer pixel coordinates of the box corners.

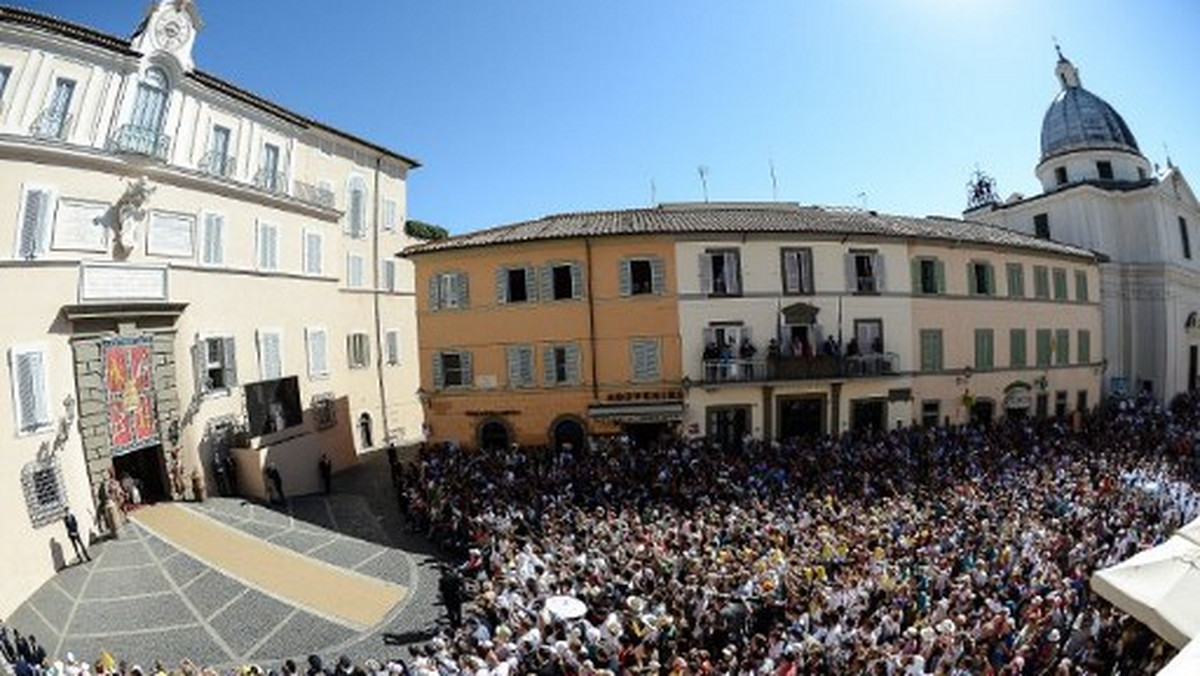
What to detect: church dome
<box><xmin>1040</xmin><ymin>54</ymin><xmax>1139</xmax><ymax>162</ymax></box>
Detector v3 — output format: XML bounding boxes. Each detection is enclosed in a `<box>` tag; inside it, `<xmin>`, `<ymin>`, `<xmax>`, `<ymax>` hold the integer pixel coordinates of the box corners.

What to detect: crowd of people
<box><xmin>394</xmin><ymin>392</ymin><xmax>1200</xmax><ymax>674</ymax></box>
<box><xmin>4</xmin><ymin>392</ymin><xmax>1199</xmax><ymax>674</ymax></box>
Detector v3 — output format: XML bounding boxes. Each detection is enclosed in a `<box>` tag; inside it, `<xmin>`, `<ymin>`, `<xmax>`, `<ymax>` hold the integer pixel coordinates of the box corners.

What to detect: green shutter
<box><xmin>222</xmin><ymin>337</ymin><xmax>238</xmax><ymax>387</ymax></box>
<box><xmin>935</xmin><ymin>260</ymin><xmax>945</xmax><ymax>294</ymax></box>
<box><xmin>1078</xmin><ymin>330</ymin><xmax>1091</xmax><ymax>364</ymax></box>
<box><xmin>651</xmin><ymin>257</ymin><xmax>666</xmax><ymax>295</ymax></box>
<box><xmin>1036</xmin><ymin>329</ymin><xmax>1051</xmax><ymax>366</ymax></box>
<box><xmin>1010</xmin><ymin>329</ymin><xmax>1026</xmax><ymax>368</ymax></box>
<box><xmin>1056</xmin><ymin>329</ymin><xmax>1070</xmax><ymax>365</ymax></box>
<box><xmin>985</xmin><ymin>265</ymin><xmax>995</xmax><ymax>296</ymax></box>
<box><xmin>967</xmin><ymin>263</ymin><xmax>976</xmax><ymax>295</ymax></box>
<box><xmin>1075</xmin><ymin>270</ymin><xmax>1088</xmax><ymax>302</ymax></box>
<box><xmin>911</xmin><ymin>259</ymin><xmax>921</xmax><ymax>294</ymax></box>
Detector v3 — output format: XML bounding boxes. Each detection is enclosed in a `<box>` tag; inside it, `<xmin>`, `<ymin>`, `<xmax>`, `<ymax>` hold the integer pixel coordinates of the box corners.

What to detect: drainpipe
<box><xmin>585</xmin><ymin>237</ymin><xmax>599</xmax><ymax>401</ymax></box>
<box><xmin>371</xmin><ymin>155</ymin><xmax>390</xmax><ymax>445</ymax></box>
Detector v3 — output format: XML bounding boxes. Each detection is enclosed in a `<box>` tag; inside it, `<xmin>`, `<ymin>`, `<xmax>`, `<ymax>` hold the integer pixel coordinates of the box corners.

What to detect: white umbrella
<box><xmin>1158</xmin><ymin>636</ymin><xmax>1200</xmax><ymax>675</ymax></box>
<box><xmin>1177</xmin><ymin>516</ymin><xmax>1200</xmax><ymax>546</ymax></box>
<box><xmin>544</xmin><ymin>595</ymin><xmax>588</xmax><ymax>620</ymax></box>
<box><xmin>1091</xmin><ymin>534</ymin><xmax>1200</xmax><ymax>649</ymax></box>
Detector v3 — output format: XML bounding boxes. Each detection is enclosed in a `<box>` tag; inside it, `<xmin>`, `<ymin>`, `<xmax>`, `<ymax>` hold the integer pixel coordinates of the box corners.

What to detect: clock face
<box><xmin>153</xmin><ymin>9</ymin><xmax>191</xmax><ymax>51</ymax></box>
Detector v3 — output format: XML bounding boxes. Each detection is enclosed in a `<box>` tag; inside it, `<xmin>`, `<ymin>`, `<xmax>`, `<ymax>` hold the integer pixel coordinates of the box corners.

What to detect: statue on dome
<box><xmin>966</xmin><ymin>168</ymin><xmax>999</xmax><ymax>210</ymax></box>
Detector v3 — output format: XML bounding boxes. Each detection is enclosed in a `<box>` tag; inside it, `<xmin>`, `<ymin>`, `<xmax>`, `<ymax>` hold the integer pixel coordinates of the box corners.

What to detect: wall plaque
<box><xmin>79</xmin><ymin>263</ymin><xmax>168</xmax><ymax>302</ymax></box>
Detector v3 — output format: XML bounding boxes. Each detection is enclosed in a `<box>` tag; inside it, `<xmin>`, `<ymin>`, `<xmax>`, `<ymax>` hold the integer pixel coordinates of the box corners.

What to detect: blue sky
<box><xmin>21</xmin><ymin>1</ymin><xmax>1200</xmax><ymax>234</ymax></box>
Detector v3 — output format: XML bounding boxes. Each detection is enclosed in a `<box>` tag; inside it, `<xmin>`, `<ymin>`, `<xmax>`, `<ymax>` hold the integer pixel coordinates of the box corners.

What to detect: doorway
<box><xmin>971</xmin><ymin>399</ymin><xmax>995</xmax><ymax>426</ymax></box>
<box><xmin>112</xmin><ymin>445</ymin><xmax>169</xmax><ymax>504</ymax></box>
<box><xmin>706</xmin><ymin>406</ymin><xmax>750</xmax><ymax>448</ymax></box>
<box><xmin>551</xmin><ymin>417</ymin><xmax>586</xmax><ymax>453</ymax></box>
<box><xmin>478</xmin><ymin>419</ymin><xmax>510</xmax><ymax>451</ymax></box>
<box><xmin>850</xmin><ymin>398</ymin><xmax>887</xmax><ymax>432</ymax></box>
<box><xmin>777</xmin><ymin>396</ymin><xmax>824</xmax><ymax>440</ymax></box>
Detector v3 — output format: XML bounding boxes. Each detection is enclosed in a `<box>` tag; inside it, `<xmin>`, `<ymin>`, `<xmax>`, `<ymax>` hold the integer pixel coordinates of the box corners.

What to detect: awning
<box><xmin>588</xmin><ymin>402</ymin><xmax>684</xmax><ymax>424</ymax></box>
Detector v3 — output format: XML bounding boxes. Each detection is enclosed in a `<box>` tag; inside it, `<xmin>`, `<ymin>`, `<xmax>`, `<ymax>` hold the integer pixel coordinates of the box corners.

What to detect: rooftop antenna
<box><xmin>1053</xmin><ymin>36</ymin><xmax>1063</xmax><ymax>60</ymax></box>
<box><xmin>1164</xmin><ymin>142</ymin><xmax>1175</xmax><ymax>169</ymax></box>
<box><xmin>650</xmin><ymin>178</ymin><xmax>657</xmax><ymax>205</ymax></box>
<box><xmin>697</xmin><ymin>165</ymin><xmax>710</xmax><ymax>203</ymax></box>
<box><xmin>769</xmin><ymin>157</ymin><xmax>779</xmax><ymax>201</ymax></box>
<box><xmin>857</xmin><ymin>191</ymin><xmax>868</xmax><ymax>210</ymax></box>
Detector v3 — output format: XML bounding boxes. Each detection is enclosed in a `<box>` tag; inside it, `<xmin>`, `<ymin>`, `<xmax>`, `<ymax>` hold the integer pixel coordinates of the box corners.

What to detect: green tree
<box><xmin>405</xmin><ymin>219</ymin><xmax>449</xmax><ymax>241</ymax></box>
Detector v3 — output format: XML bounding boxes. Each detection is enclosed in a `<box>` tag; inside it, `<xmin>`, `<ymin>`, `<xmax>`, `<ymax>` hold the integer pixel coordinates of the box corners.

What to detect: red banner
<box><xmin>104</xmin><ymin>337</ymin><xmax>159</xmax><ymax>455</ymax></box>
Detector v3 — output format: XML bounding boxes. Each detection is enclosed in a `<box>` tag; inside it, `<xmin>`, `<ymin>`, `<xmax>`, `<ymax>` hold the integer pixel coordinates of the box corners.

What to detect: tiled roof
<box><xmin>0</xmin><ymin>5</ymin><xmax>419</xmax><ymax>167</ymax></box>
<box><xmin>402</xmin><ymin>202</ymin><xmax>1096</xmax><ymax>259</ymax></box>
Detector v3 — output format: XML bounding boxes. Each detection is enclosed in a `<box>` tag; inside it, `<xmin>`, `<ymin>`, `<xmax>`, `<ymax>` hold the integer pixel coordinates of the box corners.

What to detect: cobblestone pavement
<box><xmin>8</xmin><ymin>451</ymin><xmax>447</xmax><ymax>669</ymax></box>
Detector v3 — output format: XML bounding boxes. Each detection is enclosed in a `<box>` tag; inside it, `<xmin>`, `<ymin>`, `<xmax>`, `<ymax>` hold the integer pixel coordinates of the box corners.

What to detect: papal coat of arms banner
<box><xmin>103</xmin><ymin>336</ymin><xmax>158</xmax><ymax>456</ymax></box>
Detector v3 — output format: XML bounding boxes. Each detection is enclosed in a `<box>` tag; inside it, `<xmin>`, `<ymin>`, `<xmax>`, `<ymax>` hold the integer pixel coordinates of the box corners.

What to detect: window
<box><xmin>9</xmin><ymin>345</ymin><xmax>50</xmax><ymax>434</ymax></box>
<box><xmin>347</xmin><ymin>177</ymin><xmax>367</xmax><ymax>238</ymax></box>
<box><xmin>921</xmin><ymin>400</ymin><xmax>940</xmax><ymax>428</ymax></box>
<box><xmin>912</xmin><ymin>258</ymin><xmax>944</xmax><ymax>295</ymax></box>
<box><xmin>430</xmin><ymin>271</ymin><xmax>469</xmax><ymax>310</ymax></box>
<box><xmin>346</xmin><ymin>332</ymin><xmax>370</xmax><ymax>369</ymax></box>
<box><xmin>147</xmin><ymin>211</ymin><xmax>195</xmax><ymax>257</ymax></box>
<box><xmin>256</xmin><ymin>221</ymin><xmax>279</xmax><ymax>270</ymax></box>
<box><xmin>919</xmin><ymin>329</ymin><xmax>943</xmax><ymax>373</ymax></box>
<box><xmin>701</xmin><ymin>250</ymin><xmax>741</xmax><ymax>296</ymax></box>
<box><xmin>1009</xmin><ymin>329</ymin><xmax>1027</xmax><ymax>368</ymax></box>
<box><xmin>434</xmin><ymin>350</ymin><xmax>473</xmax><ymax>389</ymax></box>
<box><xmin>1006</xmin><ymin>263</ymin><xmax>1025</xmax><ymax>298</ymax></box>
<box><xmin>200</xmin><ymin>213</ymin><xmax>225</xmax><ymax>265</ymax></box>
<box><xmin>1033</xmin><ymin>266</ymin><xmax>1050</xmax><ymax>299</ymax></box>
<box><xmin>968</xmin><ymin>261</ymin><xmax>995</xmax><ymax>296</ymax></box>
<box><xmin>545</xmin><ymin>262</ymin><xmax>583</xmax><ymax>300</ymax></box>
<box><xmin>1077</xmin><ymin>390</ymin><xmax>1089</xmax><ymax>412</ymax></box>
<box><xmin>1054</xmin><ymin>329</ymin><xmax>1070</xmax><ymax>365</ymax></box>
<box><xmin>1077</xmin><ymin>330</ymin><xmax>1091</xmax><ymax>365</ymax></box>
<box><xmin>346</xmin><ymin>253</ymin><xmax>365</xmax><ymax>288</ymax></box>
<box><xmin>195</xmin><ymin>336</ymin><xmax>237</xmax><ymax>394</ymax></box>
<box><xmin>258</xmin><ymin>142</ymin><xmax>281</xmax><ymax>192</ymax></box>
<box><xmin>1055</xmin><ymin>390</ymin><xmax>1068</xmax><ymax>418</ymax></box>
<box><xmin>1097</xmin><ymin>161</ymin><xmax>1114</xmax><ymax>180</ymax></box>
<box><xmin>848</xmin><ymin>251</ymin><xmax>883</xmax><ymax>293</ymax></box>
<box><xmin>0</xmin><ymin>66</ymin><xmax>11</xmax><ymax>102</ymax></box>
<box><xmin>1074</xmin><ymin>270</ymin><xmax>1089</xmax><ymax>302</ymax></box>
<box><xmin>382</xmin><ymin>260</ymin><xmax>397</xmax><ymax>292</ymax></box>
<box><xmin>1034</xmin><ymin>213</ymin><xmax>1050</xmax><ymax>240</ymax></box>
<box><xmin>506</xmin><ymin>345</ymin><xmax>535</xmax><ymax>388</ymax></box>
<box><xmin>34</xmin><ymin>78</ymin><xmax>74</xmax><ymax>139</ymax></box>
<box><xmin>256</xmin><ymin>330</ymin><xmax>283</xmax><ymax>380</ymax></box>
<box><xmin>543</xmin><ymin>344</ymin><xmax>581</xmax><ymax>386</ymax></box>
<box><xmin>1036</xmin><ymin>392</ymin><xmax>1049</xmax><ymax>418</ymax></box>
<box><xmin>204</xmin><ymin>125</ymin><xmax>233</xmax><ymax>176</ymax></box>
<box><xmin>303</xmin><ymin>230</ymin><xmax>323</xmax><ymax>276</ymax></box>
<box><xmin>130</xmin><ymin>67</ymin><xmax>169</xmax><ymax>133</ymax></box>
<box><xmin>385</xmin><ymin>329</ymin><xmax>400</xmax><ymax>365</ymax></box>
<box><xmin>382</xmin><ymin>199</ymin><xmax>398</xmax><ymax>231</ymax></box>
<box><xmin>305</xmin><ymin>328</ymin><xmax>328</xmax><ymax>379</ymax></box>
<box><xmin>621</xmin><ymin>256</ymin><xmax>665</xmax><ymax>296</ymax></box>
<box><xmin>630</xmin><ymin>338</ymin><xmax>661</xmax><ymax>382</ymax></box>
<box><xmin>1181</xmin><ymin>217</ymin><xmax>1192</xmax><ymax>260</ymax></box>
<box><xmin>974</xmin><ymin>329</ymin><xmax>994</xmax><ymax>370</ymax></box>
<box><xmin>497</xmin><ymin>266</ymin><xmax>536</xmax><ymax>304</ymax></box>
<box><xmin>782</xmin><ymin>248</ymin><xmax>814</xmax><ymax>295</ymax></box>
<box><xmin>1052</xmin><ymin>268</ymin><xmax>1068</xmax><ymax>301</ymax></box>
<box><xmin>21</xmin><ymin>460</ymin><xmax>66</xmax><ymax>528</ymax></box>
<box><xmin>1035</xmin><ymin>329</ymin><xmax>1052</xmax><ymax>367</ymax></box>
<box><xmin>16</xmin><ymin>185</ymin><xmax>55</xmax><ymax>259</ymax></box>
<box><xmin>1054</xmin><ymin>166</ymin><xmax>1068</xmax><ymax>186</ymax></box>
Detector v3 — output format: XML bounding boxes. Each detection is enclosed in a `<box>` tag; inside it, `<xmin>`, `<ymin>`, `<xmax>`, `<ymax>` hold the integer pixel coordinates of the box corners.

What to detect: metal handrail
<box><xmin>700</xmin><ymin>352</ymin><xmax>901</xmax><ymax>383</ymax></box>
<box><xmin>30</xmin><ymin>109</ymin><xmax>72</xmax><ymax>140</ymax></box>
<box><xmin>254</xmin><ymin>168</ymin><xmax>288</xmax><ymax>195</ymax></box>
<box><xmin>293</xmin><ymin>179</ymin><xmax>335</xmax><ymax>208</ymax></box>
<box><xmin>108</xmin><ymin>124</ymin><xmax>171</xmax><ymax>161</ymax></box>
<box><xmin>199</xmin><ymin>150</ymin><xmax>236</xmax><ymax>178</ymax></box>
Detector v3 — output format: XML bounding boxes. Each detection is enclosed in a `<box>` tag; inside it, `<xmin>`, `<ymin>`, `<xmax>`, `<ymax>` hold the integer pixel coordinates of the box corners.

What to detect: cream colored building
<box><xmin>0</xmin><ymin>2</ymin><xmax>422</xmax><ymax>616</ymax></box>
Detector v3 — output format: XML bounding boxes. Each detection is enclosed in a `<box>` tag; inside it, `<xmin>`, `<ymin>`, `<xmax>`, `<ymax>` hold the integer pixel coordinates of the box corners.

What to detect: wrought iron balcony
<box><xmin>30</xmin><ymin>109</ymin><xmax>72</xmax><ymax>141</ymax></box>
<box><xmin>254</xmin><ymin>167</ymin><xmax>288</xmax><ymax>195</ymax></box>
<box><xmin>108</xmin><ymin>124</ymin><xmax>171</xmax><ymax>161</ymax></box>
<box><xmin>199</xmin><ymin>150</ymin><xmax>236</xmax><ymax>179</ymax></box>
<box><xmin>699</xmin><ymin>352</ymin><xmax>900</xmax><ymax>384</ymax></box>
<box><xmin>293</xmin><ymin>179</ymin><xmax>335</xmax><ymax>208</ymax></box>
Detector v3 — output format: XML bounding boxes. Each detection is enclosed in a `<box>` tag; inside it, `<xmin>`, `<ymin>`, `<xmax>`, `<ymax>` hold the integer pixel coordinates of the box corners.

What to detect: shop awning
<box><xmin>588</xmin><ymin>402</ymin><xmax>684</xmax><ymax>424</ymax></box>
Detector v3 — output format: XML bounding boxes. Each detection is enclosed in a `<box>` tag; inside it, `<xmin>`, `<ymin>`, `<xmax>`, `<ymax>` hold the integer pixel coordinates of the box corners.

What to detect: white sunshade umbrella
<box><xmin>1158</xmin><ymin>635</ymin><xmax>1200</xmax><ymax>675</ymax></box>
<box><xmin>1091</xmin><ymin>533</ymin><xmax>1200</xmax><ymax>649</ymax></box>
<box><xmin>544</xmin><ymin>595</ymin><xmax>588</xmax><ymax>620</ymax></box>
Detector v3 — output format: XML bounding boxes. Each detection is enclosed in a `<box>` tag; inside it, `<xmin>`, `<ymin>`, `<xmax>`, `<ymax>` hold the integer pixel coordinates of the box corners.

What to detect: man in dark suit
<box><xmin>63</xmin><ymin>508</ymin><xmax>90</xmax><ymax>562</ymax></box>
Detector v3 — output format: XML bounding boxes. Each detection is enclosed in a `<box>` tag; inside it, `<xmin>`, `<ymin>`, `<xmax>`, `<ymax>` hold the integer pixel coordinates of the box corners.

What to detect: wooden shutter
<box><xmin>14</xmin><ymin>350</ymin><xmax>46</xmax><ymax>432</ymax></box>
<box><xmin>844</xmin><ymin>254</ymin><xmax>857</xmax><ymax>292</ymax></box>
<box><xmin>456</xmin><ymin>272</ymin><xmax>469</xmax><ymax>308</ymax></box>
<box><xmin>496</xmin><ymin>267</ymin><xmax>508</xmax><ymax>305</ymax></box>
<box><xmin>18</xmin><ymin>189</ymin><xmax>50</xmax><ymax>259</ymax></box>
<box><xmin>524</xmin><ymin>266</ymin><xmax>537</xmax><ymax>301</ymax></box>
<box><xmin>543</xmin><ymin>346</ymin><xmax>555</xmax><ymax>385</ymax></box>
<box><xmin>786</xmin><ymin>251</ymin><xmax>802</xmax><ymax>294</ymax></box>
<box><xmin>1078</xmin><ymin>330</ymin><xmax>1090</xmax><ymax>364</ymax></box>
<box><xmin>307</xmin><ymin>329</ymin><xmax>327</xmax><ymax>377</ymax></box>
<box><xmin>699</xmin><ymin>253</ymin><xmax>712</xmax><ymax>294</ymax></box>
<box><xmin>910</xmin><ymin>259</ymin><xmax>921</xmax><ymax>294</ymax></box>
<box><xmin>967</xmin><ymin>263</ymin><xmax>976</xmax><ymax>295</ymax></box>
<box><xmin>985</xmin><ymin>264</ymin><xmax>995</xmax><ymax>296</ymax></box>
<box><xmin>570</xmin><ymin>263</ymin><xmax>584</xmax><ymax>299</ymax></box>
<box><xmin>432</xmin><ymin>352</ymin><xmax>444</xmax><ymax>389</ymax></box>
<box><xmin>386</xmin><ymin>331</ymin><xmax>400</xmax><ymax>365</ymax></box>
<box><xmin>565</xmin><ymin>344</ymin><xmax>581</xmax><ymax>384</ymax></box>
<box><xmin>725</xmin><ymin>252</ymin><xmax>741</xmax><ymax>295</ymax></box>
<box><xmin>935</xmin><ymin>260</ymin><xmax>946</xmax><ymax>294</ymax></box>
<box><xmin>520</xmin><ymin>346</ymin><xmax>534</xmax><ymax>385</ymax></box>
<box><xmin>540</xmin><ymin>265</ymin><xmax>553</xmax><ymax>301</ymax></box>
<box><xmin>192</xmin><ymin>339</ymin><xmax>207</xmax><ymax>393</ymax></box>
<box><xmin>428</xmin><ymin>275</ymin><xmax>441</xmax><ymax>312</ymax></box>
<box><xmin>619</xmin><ymin>258</ymin><xmax>632</xmax><ymax>296</ymax></box>
<box><xmin>651</xmin><ymin>257</ymin><xmax>666</xmax><ymax>295</ymax></box>
<box><xmin>461</xmin><ymin>351</ymin><xmax>474</xmax><ymax>387</ymax></box>
<box><xmin>222</xmin><ymin>337</ymin><xmax>238</xmax><ymax>387</ymax></box>
<box><xmin>507</xmin><ymin>346</ymin><xmax>522</xmax><ymax>387</ymax></box>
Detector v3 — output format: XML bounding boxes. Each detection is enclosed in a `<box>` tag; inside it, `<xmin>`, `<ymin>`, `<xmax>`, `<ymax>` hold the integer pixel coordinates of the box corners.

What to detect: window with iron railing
<box><xmin>31</xmin><ymin>78</ymin><xmax>74</xmax><ymax>140</ymax></box>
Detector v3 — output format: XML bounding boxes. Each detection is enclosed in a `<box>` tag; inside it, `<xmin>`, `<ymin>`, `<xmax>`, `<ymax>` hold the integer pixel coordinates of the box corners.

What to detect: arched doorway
<box><xmin>550</xmin><ymin>417</ymin><xmax>586</xmax><ymax>453</ymax></box>
<box><xmin>971</xmin><ymin>398</ymin><xmax>995</xmax><ymax>426</ymax></box>
<box><xmin>478</xmin><ymin>419</ymin><xmax>510</xmax><ymax>451</ymax></box>
<box><xmin>358</xmin><ymin>412</ymin><xmax>373</xmax><ymax>450</ymax></box>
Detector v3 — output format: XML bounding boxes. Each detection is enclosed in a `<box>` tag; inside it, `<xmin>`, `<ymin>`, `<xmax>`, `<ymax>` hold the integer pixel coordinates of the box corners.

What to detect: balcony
<box><xmin>700</xmin><ymin>352</ymin><xmax>900</xmax><ymax>384</ymax></box>
<box><xmin>108</xmin><ymin>124</ymin><xmax>171</xmax><ymax>161</ymax></box>
<box><xmin>293</xmin><ymin>179</ymin><xmax>335</xmax><ymax>209</ymax></box>
<box><xmin>254</xmin><ymin>167</ymin><xmax>288</xmax><ymax>196</ymax></box>
<box><xmin>30</xmin><ymin>109</ymin><xmax>71</xmax><ymax>141</ymax></box>
<box><xmin>199</xmin><ymin>150</ymin><xmax>237</xmax><ymax>179</ymax></box>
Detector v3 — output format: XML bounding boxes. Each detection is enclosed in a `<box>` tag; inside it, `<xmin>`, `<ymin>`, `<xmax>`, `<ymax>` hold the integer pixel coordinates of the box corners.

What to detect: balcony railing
<box><xmin>700</xmin><ymin>352</ymin><xmax>900</xmax><ymax>384</ymax></box>
<box><xmin>199</xmin><ymin>150</ymin><xmax>237</xmax><ymax>179</ymax></box>
<box><xmin>293</xmin><ymin>179</ymin><xmax>335</xmax><ymax>208</ymax></box>
<box><xmin>30</xmin><ymin>109</ymin><xmax>72</xmax><ymax>141</ymax></box>
<box><xmin>254</xmin><ymin>167</ymin><xmax>288</xmax><ymax>195</ymax></box>
<box><xmin>108</xmin><ymin>124</ymin><xmax>171</xmax><ymax>161</ymax></box>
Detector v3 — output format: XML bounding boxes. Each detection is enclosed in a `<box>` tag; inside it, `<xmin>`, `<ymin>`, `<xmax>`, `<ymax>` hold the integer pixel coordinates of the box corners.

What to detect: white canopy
<box><xmin>1091</xmin><ymin>517</ymin><xmax>1200</xmax><ymax>650</ymax></box>
<box><xmin>1158</xmin><ymin>636</ymin><xmax>1200</xmax><ymax>675</ymax></box>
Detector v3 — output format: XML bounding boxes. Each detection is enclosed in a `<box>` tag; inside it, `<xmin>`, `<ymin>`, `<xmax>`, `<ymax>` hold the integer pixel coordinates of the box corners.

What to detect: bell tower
<box><xmin>130</xmin><ymin>0</ymin><xmax>203</xmax><ymax>73</ymax></box>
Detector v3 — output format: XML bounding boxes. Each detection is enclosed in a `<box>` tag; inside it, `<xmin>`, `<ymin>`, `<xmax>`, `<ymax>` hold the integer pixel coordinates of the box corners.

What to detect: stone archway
<box><xmin>550</xmin><ymin>416</ymin><xmax>586</xmax><ymax>453</ymax></box>
<box><xmin>477</xmin><ymin>419</ymin><xmax>511</xmax><ymax>451</ymax></box>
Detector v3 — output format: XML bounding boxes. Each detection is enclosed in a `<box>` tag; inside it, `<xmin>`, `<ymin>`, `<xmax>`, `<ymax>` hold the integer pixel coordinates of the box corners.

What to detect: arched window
<box><xmin>347</xmin><ymin>177</ymin><xmax>367</xmax><ymax>238</ymax></box>
<box><xmin>1187</xmin><ymin>312</ymin><xmax>1200</xmax><ymax>330</ymax></box>
<box><xmin>358</xmin><ymin>412</ymin><xmax>373</xmax><ymax>449</ymax></box>
<box><xmin>131</xmin><ymin>67</ymin><xmax>170</xmax><ymax>133</ymax></box>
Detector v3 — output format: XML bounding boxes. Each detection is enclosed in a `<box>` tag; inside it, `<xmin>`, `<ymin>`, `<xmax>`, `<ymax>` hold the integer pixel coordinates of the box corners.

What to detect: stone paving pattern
<box><xmin>7</xmin><ymin>451</ymin><xmax>448</xmax><ymax>669</ymax></box>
